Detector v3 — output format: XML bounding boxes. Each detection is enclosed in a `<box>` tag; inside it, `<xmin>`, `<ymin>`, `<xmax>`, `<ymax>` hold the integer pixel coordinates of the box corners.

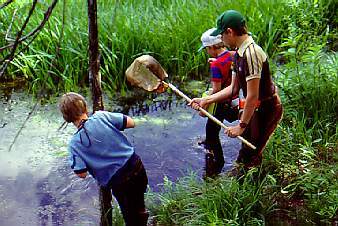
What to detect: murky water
<box><xmin>0</xmin><ymin>89</ymin><xmax>240</xmax><ymax>226</ymax></box>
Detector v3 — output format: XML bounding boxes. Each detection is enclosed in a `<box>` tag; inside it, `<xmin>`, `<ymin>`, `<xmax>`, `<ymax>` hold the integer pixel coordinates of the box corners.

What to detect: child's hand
<box><xmin>189</xmin><ymin>97</ymin><xmax>203</xmax><ymax>110</ymax></box>
<box><xmin>76</xmin><ymin>172</ymin><xmax>87</xmax><ymax>178</ymax></box>
<box><xmin>189</xmin><ymin>97</ymin><xmax>208</xmax><ymax>111</ymax></box>
<box><xmin>225</xmin><ymin>124</ymin><xmax>245</xmax><ymax>138</ymax></box>
<box><xmin>198</xmin><ymin>103</ymin><xmax>210</xmax><ymax>117</ymax></box>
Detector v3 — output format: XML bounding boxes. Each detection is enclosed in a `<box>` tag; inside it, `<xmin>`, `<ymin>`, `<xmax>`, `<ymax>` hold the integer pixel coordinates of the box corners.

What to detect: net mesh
<box><xmin>125</xmin><ymin>55</ymin><xmax>168</xmax><ymax>92</ymax></box>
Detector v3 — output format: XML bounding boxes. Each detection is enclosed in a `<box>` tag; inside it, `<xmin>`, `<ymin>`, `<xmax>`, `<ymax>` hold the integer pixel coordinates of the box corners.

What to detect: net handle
<box><xmin>165</xmin><ymin>82</ymin><xmax>256</xmax><ymax>150</ymax></box>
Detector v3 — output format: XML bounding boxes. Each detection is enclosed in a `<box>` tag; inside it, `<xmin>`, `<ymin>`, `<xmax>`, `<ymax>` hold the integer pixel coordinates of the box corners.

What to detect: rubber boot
<box><xmin>138</xmin><ymin>210</ymin><xmax>149</xmax><ymax>226</ymax></box>
<box><xmin>204</xmin><ymin>150</ymin><xmax>217</xmax><ymax>178</ymax></box>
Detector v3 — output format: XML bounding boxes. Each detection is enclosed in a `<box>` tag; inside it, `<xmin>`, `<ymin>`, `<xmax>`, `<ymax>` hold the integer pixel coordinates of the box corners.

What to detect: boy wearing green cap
<box><xmin>190</xmin><ymin>10</ymin><xmax>283</xmax><ymax>170</ymax></box>
<box><xmin>198</xmin><ymin>28</ymin><xmax>238</xmax><ymax>177</ymax></box>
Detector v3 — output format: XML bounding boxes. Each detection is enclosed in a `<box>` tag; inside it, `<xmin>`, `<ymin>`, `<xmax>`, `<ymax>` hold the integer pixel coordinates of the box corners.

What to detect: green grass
<box><xmin>2</xmin><ymin>0</ymin><xmax>327</xmax><ymax>94</ymax></box>
<box><xmin>145</xmin><ymin>170</ymin><xmax>277</xmax><ymax>225</ymax></box>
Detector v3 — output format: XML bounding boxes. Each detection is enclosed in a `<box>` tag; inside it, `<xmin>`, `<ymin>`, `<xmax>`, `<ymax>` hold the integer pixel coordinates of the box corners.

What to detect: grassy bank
<box><xmin>144</xmin><ymin>48</ymin><xmax>337</xmax><ymax>225</ymax></box>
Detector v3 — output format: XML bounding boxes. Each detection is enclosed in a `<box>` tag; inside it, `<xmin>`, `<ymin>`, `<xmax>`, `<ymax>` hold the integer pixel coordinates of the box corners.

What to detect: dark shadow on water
<box><xmin>36</xmin><ymin>179</ymin><xmax>74</xmax><ymax>226</ymax></box>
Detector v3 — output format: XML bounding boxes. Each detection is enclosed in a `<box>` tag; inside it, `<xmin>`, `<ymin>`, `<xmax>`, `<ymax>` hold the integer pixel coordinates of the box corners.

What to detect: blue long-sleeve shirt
<box><xmin>68</xmin><ymin>111</ymin><xmax>134</xmax><ymax>186</ymax></box>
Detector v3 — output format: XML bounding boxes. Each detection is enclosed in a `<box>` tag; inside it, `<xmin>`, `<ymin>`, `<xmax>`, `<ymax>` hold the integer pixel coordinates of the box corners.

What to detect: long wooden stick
<box><xmin>165</xmin><ymin>82</ymin><xmax>256</xmax><ymax>150</ymax></box>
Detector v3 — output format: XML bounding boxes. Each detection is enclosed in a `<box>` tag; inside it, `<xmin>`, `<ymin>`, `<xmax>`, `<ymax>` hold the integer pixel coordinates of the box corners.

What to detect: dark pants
<box><xmin>237</xmin><ymin>95</ymin><xmax>283</xmax><ymax>168</ymax></box>
<box><xmin>106</xmin><ymin>153</ymin><xmax>149</xmax><ymax>226</ymax></box>
<box><xmin>205</xmin><ymin>102</ymin><xmax>238</xmax><ymax>174</ymax></box>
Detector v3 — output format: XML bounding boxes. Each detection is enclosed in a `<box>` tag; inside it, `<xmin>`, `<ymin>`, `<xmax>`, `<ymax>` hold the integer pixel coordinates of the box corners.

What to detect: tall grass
<box><xmin>146</xmin><ymin>170</ymin><xmax>277</xmax><ymax>225</ymax></box>
<box><xmin>1</xmin><ymin>0</ymin><xmax>297</xmax><ymax>94</ymax></box>
<box><xmin>264</xmin><ymin>47</ymin><xmax>338</xmax><ymax>223</ymax></box>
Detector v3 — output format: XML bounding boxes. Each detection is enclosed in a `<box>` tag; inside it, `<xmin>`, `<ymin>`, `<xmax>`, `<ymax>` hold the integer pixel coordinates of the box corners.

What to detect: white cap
<box><xmin>198</xmin><ymin>28</ymin><xmax>223</xmax><ymax>52</ymax></box>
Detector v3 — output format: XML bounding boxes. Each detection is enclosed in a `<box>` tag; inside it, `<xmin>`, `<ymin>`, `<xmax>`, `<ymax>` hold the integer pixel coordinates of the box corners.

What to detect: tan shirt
<box><xmin>234</xmin><ymin>36</ymin><xmax>275</xmax><ymax>100</ymax></box>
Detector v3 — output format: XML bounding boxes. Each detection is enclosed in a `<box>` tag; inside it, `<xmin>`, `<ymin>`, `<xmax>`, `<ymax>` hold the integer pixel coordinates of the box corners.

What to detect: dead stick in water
<box><xmin>8</xmin><ymin>100</ymin><xmax>39</xmax><ymax>152</ymax></box>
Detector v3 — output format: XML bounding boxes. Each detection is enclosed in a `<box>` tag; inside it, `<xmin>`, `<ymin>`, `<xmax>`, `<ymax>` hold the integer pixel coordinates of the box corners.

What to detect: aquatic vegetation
<box><xmin>133</xmin><ymin>115</ymin><xmax>169</xmax><ymax>126</ymax></box>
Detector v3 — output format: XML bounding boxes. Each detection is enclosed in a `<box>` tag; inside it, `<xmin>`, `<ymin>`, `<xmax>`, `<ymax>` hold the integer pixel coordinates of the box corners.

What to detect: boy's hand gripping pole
<box><xmin>164</xmin><ymin>81</ymin><xmax>256</xmax><ymax>150</ymax></box>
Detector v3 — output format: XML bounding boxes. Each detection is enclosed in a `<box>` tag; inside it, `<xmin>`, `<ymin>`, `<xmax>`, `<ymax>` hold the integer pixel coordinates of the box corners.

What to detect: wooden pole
<box><xmin>87</xmin><ymin>0</ymin><xmax>112</xmax><ymax>225</ymax></box>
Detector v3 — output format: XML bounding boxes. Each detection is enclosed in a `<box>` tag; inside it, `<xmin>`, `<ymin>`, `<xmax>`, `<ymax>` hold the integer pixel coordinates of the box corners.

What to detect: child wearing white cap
<box><xmin>199</xmin><ymin>28</ymin><xmax>238</xmax><ymax>177</ymax></box>
<box><xmin>192</xmin><ymin>10</ymin><xmax>283</xmax><ymax>173</ymax></box>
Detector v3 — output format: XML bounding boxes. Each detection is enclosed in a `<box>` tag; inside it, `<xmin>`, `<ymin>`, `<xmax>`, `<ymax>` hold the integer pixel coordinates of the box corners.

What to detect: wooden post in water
<box><xmin>87</xmin><ymin>0</ymin><xmax>112</xmax><ymax>225</ymax></box>
<box><xmin>88</xmin><ymin>0</ymin><xmax>103</xmax><ymax>112</ymax></box>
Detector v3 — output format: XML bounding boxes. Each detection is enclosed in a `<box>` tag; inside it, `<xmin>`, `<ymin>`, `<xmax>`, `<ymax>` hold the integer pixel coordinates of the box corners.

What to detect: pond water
<box><xmin>0</xmin><ymin>88</ymin><xmax>240</xmax><ymax>226</ymax></box>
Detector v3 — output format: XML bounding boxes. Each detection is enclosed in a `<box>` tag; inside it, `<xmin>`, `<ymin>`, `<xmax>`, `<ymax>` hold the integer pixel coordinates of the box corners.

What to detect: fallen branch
<box><xmin>8</xmin><ymin>100</ymin><xmax>39</xmax><ymax>152</ymax></box>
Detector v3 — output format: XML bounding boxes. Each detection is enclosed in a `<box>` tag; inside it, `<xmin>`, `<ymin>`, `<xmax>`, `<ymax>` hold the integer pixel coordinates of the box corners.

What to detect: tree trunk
<box><xmin>88</xmin><ymin>0</ymin><xmax>103</xmax><ymax>112</ymax></box>
<box><xmin>87</xmin><ymin>1</ymin><xmax>112</xmax><ymax>226</ymax></box>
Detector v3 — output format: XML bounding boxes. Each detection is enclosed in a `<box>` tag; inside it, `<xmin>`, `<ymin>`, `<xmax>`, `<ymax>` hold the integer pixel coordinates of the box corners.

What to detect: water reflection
<box><xmin>129</xmin><ymin>99</ymin><xmax>173</xmax><ymax>115</ymax></box>
<box><xmin>36</xmin><ymin>177</ymin><xmax>74</xmax><ymax>226</ymax></box>
<box><xmin>0</xmin><ymin>89</ymin><xmax>240</xmax><ymax>226</ymax></box>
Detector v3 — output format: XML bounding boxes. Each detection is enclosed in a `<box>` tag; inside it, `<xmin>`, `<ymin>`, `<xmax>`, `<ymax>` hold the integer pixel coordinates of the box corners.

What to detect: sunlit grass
<box><xmin>0</xmin><ymin>0</ymin><xmax>303</xmax><ymax>94</ymax></box>
<box><xmin>146</xmin><ymin>169</ymin><xmax>277</xmax><ymax>225</ymax></box>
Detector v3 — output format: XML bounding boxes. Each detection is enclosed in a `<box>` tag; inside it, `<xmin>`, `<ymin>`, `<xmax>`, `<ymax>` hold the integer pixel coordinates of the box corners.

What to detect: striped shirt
<box><xmin>234</xmin><ymin>36</ymin><xmax>276</xmax><ymax>100</ymax></box>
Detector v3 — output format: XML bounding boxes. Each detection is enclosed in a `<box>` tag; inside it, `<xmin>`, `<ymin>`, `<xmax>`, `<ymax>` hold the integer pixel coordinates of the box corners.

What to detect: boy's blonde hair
<box><xmin>59</xmin><ymin>92</ymin><xmax>87</xmax><ymax>123</ymax></box>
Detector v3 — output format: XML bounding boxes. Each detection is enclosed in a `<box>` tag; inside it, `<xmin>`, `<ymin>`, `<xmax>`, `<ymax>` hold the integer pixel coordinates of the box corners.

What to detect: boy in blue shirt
<box><xmin>59</xmin><ymin>92</ymin><xmax>148</xmax><ymax>226</ymax></box>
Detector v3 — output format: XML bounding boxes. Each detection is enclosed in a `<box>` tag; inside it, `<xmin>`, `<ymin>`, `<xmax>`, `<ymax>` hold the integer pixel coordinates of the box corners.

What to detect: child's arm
<box><xmin>76</xmin><ymin>172</ymin><xmax>87</xmax><ymax>178</ymax></box>
<box><xmin>125</xmin><ymin>115</ymin><xmax>135</xmax><ymax>128</ymax></box>
<box><xmin>103</xmin><ymin>111</ymin><xmax>135</xmax><ymax>130</ymax></box>
<box><xmin>69</xmin><ymin>150</ymin><xmax>88</xmax><ymax>179</ymax></box>
<box><xmin>209</xmin><ymin>60</ymin><xmax>225</xmax><ymax>95</ymax></box>
<box><xmin>211</xmin><ymin>81</ymin><xmax>222</xmax><ymax>94</ymax></box>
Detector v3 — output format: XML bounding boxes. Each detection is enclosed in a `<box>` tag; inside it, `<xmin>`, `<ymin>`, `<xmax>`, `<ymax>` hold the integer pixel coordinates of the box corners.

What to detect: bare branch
<box><xmin>0</xmin><ymin>0</ymin><xmax>59</xmax><ymax>77</ymax></box>
<box><xmin>5</xmin><ymin>8</ymin><xmax>17</xmax><ymax>41</ymax></box>
<box><xmin>7</xmin><ymin>0</ymin><xmax>61</xmax><ymax>152</ymax></box>
<box><xmin>8</xmin><ymin>100</ymin><xmax>39</xmax><ymax>152</ymax></box>
<box><xmin>0</xmin><ymin>0</ymin><xmax>58</xmax><ymax>53</ymax></box>
<box><xmin>0</xmin><ymin>0</ymin><xmax>38</xmax><ymax>75</ymax></box>
<box><xmin>0</xmin><ymin>0</ymin><xmax>14</xmax><ymax>10</ymax></box>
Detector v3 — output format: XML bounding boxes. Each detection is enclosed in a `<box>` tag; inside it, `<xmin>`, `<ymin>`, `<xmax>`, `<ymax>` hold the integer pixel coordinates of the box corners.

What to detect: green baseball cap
<box><xmin>211</xmin><ymin>10</ymin><xmax>246</xmax><ymax>36</ymax></box>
